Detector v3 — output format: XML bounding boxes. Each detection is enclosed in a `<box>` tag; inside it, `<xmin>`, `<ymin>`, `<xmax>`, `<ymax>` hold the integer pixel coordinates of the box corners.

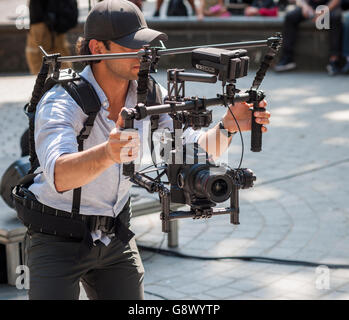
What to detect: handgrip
<box><xmin>251</xmin><ymin>102</ymin><xmax>265</xmax><ymax>152</ymax></box>
<box><xmin>122</xmin><ymin>118</ymin><xmax>135</xmax><ymax>177</ymax></box>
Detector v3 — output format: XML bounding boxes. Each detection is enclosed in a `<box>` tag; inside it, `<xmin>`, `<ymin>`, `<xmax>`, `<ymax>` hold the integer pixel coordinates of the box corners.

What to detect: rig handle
<box><xmin>250</xmin><ymin>90</ymin><xmax>265</xmax><ymax>152</ymax></box>
<box><xmin>122</xmin><ymin>118</ymin><xmax>135</xmax><ymax>177</ymax></box>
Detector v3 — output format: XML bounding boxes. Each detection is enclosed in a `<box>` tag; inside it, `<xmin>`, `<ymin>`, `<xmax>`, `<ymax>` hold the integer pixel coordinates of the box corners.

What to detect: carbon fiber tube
<box><xmin>56</xmin><ymin>39</ymin><xmax>269</xmax><ymax>64</ymax></box>
<box><xmin>133</xmin><ymin>92</ymin><xmax>251</xmax><ymax>118</ymax></box>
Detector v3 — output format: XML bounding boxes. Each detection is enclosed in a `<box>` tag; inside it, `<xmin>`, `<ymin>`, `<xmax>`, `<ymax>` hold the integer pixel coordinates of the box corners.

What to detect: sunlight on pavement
<box><xmin>323</xmin><ymin>110</ymin><xmax>349</xmax><ymax>122</ymax></box>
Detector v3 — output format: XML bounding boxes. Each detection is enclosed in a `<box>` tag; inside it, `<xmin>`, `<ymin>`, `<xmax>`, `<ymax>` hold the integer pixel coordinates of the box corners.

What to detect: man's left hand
<box><xmin>222</xmin><ymin>100</ymin><xmax>270</xmax><ymax>133</ymax></box>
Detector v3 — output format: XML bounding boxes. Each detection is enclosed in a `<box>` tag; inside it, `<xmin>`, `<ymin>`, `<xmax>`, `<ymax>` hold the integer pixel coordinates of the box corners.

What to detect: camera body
<box><xmin>165</xmin><ymin>144</ymin><xmax>255</xmax><ymax>211</ymax></box>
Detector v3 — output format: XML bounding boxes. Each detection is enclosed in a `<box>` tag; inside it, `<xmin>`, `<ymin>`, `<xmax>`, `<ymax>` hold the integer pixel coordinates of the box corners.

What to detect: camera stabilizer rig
<box><xmin>30</xmin><ymin>34</ymin><xmax>282</xmax><ymax>233</ymax></box>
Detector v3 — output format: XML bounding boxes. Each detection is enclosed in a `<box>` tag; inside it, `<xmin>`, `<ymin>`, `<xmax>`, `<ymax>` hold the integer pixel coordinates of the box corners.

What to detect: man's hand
<box><xmin>222</xmin><ymin>100</ymin><xmax>270</xmax><ymax>133</ymax></box>
<box><xmin>105</xmin><ymin>109</ymin><xmax>140</xmax><ymax>164</ymax></box>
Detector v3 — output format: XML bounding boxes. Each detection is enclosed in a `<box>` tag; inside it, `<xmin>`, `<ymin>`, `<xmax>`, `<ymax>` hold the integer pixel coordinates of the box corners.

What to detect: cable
<box><xmin>256</xmin><ymin>157</ymin><xmax>349</xmax><ymax>186</ymax></box>
<box><xmin>144</xmin><ymin>290</ymin><xmax>168</xmax><ymax>300</ymax></box>
<box><xmin>138</xmin><ymin>244</ymin><xmax>349</xmax><ymax>269</ymax></box>
<box><xmin>228</xmin><ymin>105</ymin><xmax>244</xmax><ymax>169</ymax></box>
<box><xmin>222</xmin><ymin>85</ymin><xmax>244</xmax><ymax>169</ymax></box>
<box><xmin>141</xmin><ymin>233</ymin><xmax>166</xmax><ymax>263</ymax></box>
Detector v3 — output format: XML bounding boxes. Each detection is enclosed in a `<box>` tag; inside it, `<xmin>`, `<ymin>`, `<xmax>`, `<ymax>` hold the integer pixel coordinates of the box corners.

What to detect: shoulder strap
<box><xmin>26</xmin><ymin>76</ymin><xmax>58</xmax><ymax>175</ymax></box>
<box><xmin>21</xmin><ymin>71</ymin><xmax>101</xmax><ymax>215</ymax></box>
<box><xmin>61</xmin><ymin>76</ymin><xmax>102</xmax><ymax>214</ymax></box>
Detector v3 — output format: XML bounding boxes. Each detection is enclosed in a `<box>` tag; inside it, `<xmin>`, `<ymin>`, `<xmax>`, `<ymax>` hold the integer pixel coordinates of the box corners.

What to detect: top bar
<box><xmin>57</xmin><ymin>51</ymin><xmax>144</xmax><ymax>63</ymax></box>
<box><xmin>157</xmin><ymin>40</ymin><xmax>268</xmax><ymax>56</ymax></box>
<box><xmin>56</xmin><ymin>39</ymin><xmax>269</xmax><ymax>64</ymax></box>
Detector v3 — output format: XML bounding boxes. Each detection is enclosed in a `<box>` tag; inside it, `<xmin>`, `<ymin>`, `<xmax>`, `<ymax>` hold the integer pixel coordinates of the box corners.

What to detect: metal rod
<box><xmin>57</xmin><ymin>51</ymin><xmax>144</xmax><ymax>63</ymax></box>
<box><xmin>136</xmin><ymin>92</ymin><xmax>251</xmax><ymax>118</ymax></box>
<box><xmin>168</xmin><ymin>208</ymin><xmax>234</xmax><ymax>220</ymax></box>
<box><xmin>169</xmin><ymin>71</ymin><xmax>217</xmax><ymax>83</ymax></box>
<box><xmin>54</xmin><ymin>39</ymin><xmax>269</xmax><ymax>64</ymax></box>
<box><xmin>157</xmin><ymin>40</ymin><xmax>268</xmax><ymax>56</ymax></box>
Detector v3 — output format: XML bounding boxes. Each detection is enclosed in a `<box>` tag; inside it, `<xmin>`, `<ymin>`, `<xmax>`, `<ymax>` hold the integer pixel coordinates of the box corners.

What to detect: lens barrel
<box><xmin>193</xmin><ymin>168</ymin><xmax>233</xmax><ymax>203</ymax></box>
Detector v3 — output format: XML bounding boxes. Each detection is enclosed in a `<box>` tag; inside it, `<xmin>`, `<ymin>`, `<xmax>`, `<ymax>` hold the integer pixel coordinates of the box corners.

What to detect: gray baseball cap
<box><xmin>84</xmin><ymin>0</ymin><xmax>168</xmax><ymax>49</ymax></box>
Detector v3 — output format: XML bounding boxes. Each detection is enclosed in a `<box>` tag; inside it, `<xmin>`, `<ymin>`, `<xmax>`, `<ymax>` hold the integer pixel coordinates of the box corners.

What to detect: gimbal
<box><xmin>30</xmin><ymin>34</ymin><xmax>282</xmax><ymax>232</ymax></box>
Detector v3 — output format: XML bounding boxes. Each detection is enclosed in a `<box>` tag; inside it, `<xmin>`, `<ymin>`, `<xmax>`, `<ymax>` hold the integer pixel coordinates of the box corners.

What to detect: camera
<box><xmin>166</xmin><ymin>143</ymin><xmax>256</xmax><ymax>214</ymax></box>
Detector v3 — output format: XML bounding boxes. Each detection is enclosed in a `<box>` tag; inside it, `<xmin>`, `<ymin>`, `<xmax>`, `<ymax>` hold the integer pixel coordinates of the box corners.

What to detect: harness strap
<box><xmin>61</xmin><ymin>77</ymin><xmax>101</xmax><ymax>215</ymax></box>
<box><xmin>13</xmin><ymin>186</ymin><xmax>134</xmax><ymax>247</ymax></box>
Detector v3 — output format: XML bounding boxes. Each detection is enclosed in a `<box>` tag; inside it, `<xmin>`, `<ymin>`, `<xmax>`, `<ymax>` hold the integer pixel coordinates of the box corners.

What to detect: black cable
<box><xmin>222</xmin><ymin>85</ymin><xmax>244</xmax><ymax>169</ymax></box>
<box><xmin>227</xmin><ymin>104</ymin><xmax>244</xmax><ymax>169</ymax></box>
<box><xmin>138</xmin><ymin>245</ymin><xmax>349</xmax><ymax>269</ymax></box>
<box><xmin>144</xmin><ymin>290</ymin><xmax>168</xmax><ymax>300</ymax></box>
<box><xmin>141</xmin><ymin>233</ymin><xmax>166</xmax><ymax>263</ymax></box>
<box><xmin>256</xmin><ymin>157</ymin><xmax>349</xmax><ymax>186</ymax></box>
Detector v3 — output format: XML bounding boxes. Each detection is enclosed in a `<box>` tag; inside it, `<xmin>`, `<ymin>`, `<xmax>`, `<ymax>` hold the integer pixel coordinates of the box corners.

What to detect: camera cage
<box><xmin>29</xmin><ymin>34</ymin><xmax>282</xmax><ymax>233</ymax></box>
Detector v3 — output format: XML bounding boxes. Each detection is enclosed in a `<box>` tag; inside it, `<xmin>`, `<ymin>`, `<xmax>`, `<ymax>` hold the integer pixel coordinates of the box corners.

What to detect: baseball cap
<box><xmin>84</xmin><ymin>0</ymin><xmax>168</xmax><ymax>49</ymax></box>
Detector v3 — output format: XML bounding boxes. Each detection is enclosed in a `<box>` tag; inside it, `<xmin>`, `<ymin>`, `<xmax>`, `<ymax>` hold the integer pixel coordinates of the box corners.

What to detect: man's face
<box><xmin>94</xmin><ymin>40</ymin><xmax>141</xmax><ymax>80</ymax></box>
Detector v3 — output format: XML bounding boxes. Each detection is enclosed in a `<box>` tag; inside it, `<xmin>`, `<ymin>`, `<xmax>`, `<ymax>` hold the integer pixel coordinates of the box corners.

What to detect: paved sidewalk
<box><xmin>0</xmin><ymin>70</ymin><xmax>348</xmax><ymax>300</ymax></box>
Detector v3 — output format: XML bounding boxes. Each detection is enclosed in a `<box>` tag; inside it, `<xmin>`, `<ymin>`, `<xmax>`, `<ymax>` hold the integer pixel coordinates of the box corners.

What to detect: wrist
<box><xmin>103</xmin><ymin>141</ymin><xmax>116</xmax><ymax>165</ymax></box>
<box><xmin>222</xmin><ymin>115</ymin><xmax>237</xmax><ymax>134</ymax></box>
<box><xmin>219</xmin><ymin>118</ymin><xmax>237</xmax><ymax>138</ymax></box>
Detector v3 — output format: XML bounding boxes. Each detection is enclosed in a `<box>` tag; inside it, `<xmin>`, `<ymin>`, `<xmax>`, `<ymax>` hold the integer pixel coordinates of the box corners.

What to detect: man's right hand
<box><xmin>106</xmin><ymin>127</ymin><xmax>140</xmax><ymax>164</ymax></box>
<box><xmin>105</xmin><ymin>110</ymin><xmax>140</xmax><ymax>164</ymax></box>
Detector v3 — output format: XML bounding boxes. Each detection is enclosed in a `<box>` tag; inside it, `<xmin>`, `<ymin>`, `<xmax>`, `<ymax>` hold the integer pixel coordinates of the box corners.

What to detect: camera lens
<box><xmin>211</xmin><ymin>179</ymin><xmax>228</xmax><ymax>198</ymax></box>
<box><xmin>193</xmin><ymin>169</ymin><xmax>232</xmax><ymax>203</ymax></box>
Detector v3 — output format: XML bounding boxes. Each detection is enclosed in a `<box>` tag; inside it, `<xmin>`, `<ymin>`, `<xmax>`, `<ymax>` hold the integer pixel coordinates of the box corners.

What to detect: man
<box><xmin>274</xmin><ymin>0</ymin><xmax>342</xmax><ymax>75</ymax></box>
<box><xmin>24</xmin><ymin>0</ymin><xmax>270</xmax><ymax>299</ymax></box>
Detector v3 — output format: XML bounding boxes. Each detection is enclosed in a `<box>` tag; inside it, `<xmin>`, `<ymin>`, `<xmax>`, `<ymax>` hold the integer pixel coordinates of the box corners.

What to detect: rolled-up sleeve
<box><xmin>34</xmin><ymin>86</ymin><xmax>86</xmax><ymax>191</ymax></box>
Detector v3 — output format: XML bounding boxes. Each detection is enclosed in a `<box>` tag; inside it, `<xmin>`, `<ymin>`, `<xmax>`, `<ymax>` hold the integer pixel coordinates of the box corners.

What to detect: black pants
<box><xmin>282</xmin><ymin>6</ymin><xmax>342</xmax><ymax>60</ymax></box>
<box><xmin>24</xmin><ymin>200</ymin><xmax>145</xmax><ymax>300</ymax></box>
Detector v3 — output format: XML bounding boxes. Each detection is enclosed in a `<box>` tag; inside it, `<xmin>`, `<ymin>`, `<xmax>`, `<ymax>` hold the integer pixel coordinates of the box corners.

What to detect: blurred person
<box><xmin>153</xmin><ymin>0</ymin><xmax>197</xmax><ymax>16</ymax></box>
<box><xmin>25</xmin><ymin>0</ymin><xmax>78</xmax><ymax>74</ymax></box>
<box><xmin>197</xmin><ymin>0</ymin><xmax>232</xmax><ymax>20</ymax></box>
<box><xmin>341</xmin><ymin>2</ymin><xmax>349</xmax><ymax>73</ymax></box>
<box><xmin>274</xmin><ymin>0</ymin><xmax>342</xmax><ymax>75</ymax></box>
<box><xmin>277</xmin><ymin>0</ymin><xmax>290</xmax><ymax>11</ymax></box>
<box><xmin>244</xmin><ymin>0</ymin><xmax>278</xmax><ymax>16</ymax></box>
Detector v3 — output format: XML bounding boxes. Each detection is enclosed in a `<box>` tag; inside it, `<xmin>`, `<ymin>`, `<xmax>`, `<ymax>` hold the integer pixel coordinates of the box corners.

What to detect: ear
<box><xmin>89</xmin><ymin>39</ymin><xmax>107</xmax><ymax>55</ymax></box>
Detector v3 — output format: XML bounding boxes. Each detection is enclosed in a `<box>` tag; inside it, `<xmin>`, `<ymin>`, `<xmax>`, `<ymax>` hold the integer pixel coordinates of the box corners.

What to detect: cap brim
<box><xmin>111</xmin><ymin>28</ymin><xmax>168</xmax><ymax>49</ymax></box>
